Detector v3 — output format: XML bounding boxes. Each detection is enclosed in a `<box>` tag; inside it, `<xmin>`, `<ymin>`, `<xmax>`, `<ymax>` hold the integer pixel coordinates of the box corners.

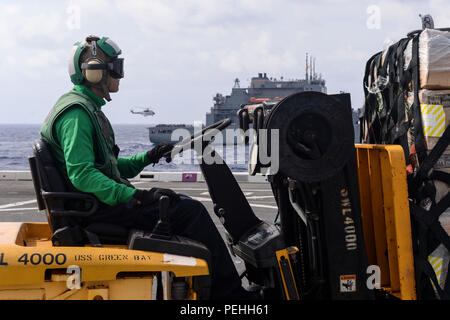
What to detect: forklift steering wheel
<box><xmin>163</xmin><ymin>118</ymin><xmax>232</xmax><ymax>159</ymax></box>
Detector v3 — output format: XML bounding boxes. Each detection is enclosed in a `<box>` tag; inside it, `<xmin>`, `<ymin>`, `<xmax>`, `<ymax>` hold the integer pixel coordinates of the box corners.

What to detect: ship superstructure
<box><xmin>206</xmin><ymin>66</ymin><xmax>327</xmax><ymax>129</ymax></box>
<box><xmin>146</xmin><ymin>55</ymin><xmax>363</xmax><ymax>145</ymax></box>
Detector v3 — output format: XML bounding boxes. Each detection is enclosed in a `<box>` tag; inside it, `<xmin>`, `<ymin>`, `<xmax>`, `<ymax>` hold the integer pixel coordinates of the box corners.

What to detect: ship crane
<box><xmin>130</xmin><ymin>107</ymin><xmax>155</xmax><ymax>117</ymax></box>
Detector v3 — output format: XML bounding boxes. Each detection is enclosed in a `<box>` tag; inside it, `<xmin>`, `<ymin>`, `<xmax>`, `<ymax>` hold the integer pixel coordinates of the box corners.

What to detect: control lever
<box><xmin>214</xmin><ymin>204</ymin><xmax>237</xmax><ymax>257</ymax></box>
<box><xmin>214</xmin><ymin>204</ymin><xmax>226</xmax><ymax>225</ymax></box>
<box><xmin>150</xmin><ymin>195</ymin><xmax>172</xmax><ymax>240</ymax></box>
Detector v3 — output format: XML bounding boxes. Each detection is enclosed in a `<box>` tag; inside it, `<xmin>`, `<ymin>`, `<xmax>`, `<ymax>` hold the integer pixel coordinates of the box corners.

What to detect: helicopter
<box><xmin>130</xmin><ymin>107</ymin><xmax>155</xmax><ymax>117</ymax></box>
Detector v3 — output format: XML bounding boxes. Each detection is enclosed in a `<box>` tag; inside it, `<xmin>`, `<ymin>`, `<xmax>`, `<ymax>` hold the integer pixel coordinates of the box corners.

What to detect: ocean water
<box><xmin>0</xmin><ymin>124</ymin><xmax>249</xmax><ymax>172</ymax></box>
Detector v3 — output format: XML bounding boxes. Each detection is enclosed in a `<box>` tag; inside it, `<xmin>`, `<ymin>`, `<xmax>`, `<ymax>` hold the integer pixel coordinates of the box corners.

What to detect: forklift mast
<box><xmin>199</xmin><ymin>91</ymin><xmax>374</xmax><ymax>299</ymax></box>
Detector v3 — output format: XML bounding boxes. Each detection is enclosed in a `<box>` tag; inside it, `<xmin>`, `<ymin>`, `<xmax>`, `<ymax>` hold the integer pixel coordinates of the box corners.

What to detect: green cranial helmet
<box><xmin>68</xmin><ymin>35</ymin><xmax>124</xmax><ymax>101</ymax></box>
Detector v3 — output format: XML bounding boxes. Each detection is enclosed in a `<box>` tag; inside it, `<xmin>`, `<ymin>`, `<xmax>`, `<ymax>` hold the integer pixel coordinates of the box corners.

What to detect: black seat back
<box><xmin>28</xmin><ymin>156</ymin><xmax>45</xmax><ymax>212</ymax></box>
<box><xmin>29</xmin><ymin>139</ymin><xmax>130</xmax><ymax>246</ymax></box>
<box><xmin>30</xmin><ymin>145</ymin><xmax>212</xmax><ymax>296</ymax></box>
<box><xmin>30</xmin><ymin>139</ymin><xmax>97</xmax><ymax>239</ymax></box>
<box><xmin>30</xmin><ymin>139</ymin><xmax>68</xmax><ymax>232</ymax></box>
<box><xmin>32</xmin><ymin>139</ymin><xmax>68</xmax><ymax>193</ymax></box>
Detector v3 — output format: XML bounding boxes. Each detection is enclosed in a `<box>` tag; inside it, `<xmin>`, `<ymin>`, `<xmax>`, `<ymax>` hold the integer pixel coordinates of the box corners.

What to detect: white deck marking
<box><xmin>134</xmin><ymin>186</ymin><xmax>272</xmax><ymax>192</ymax></box>
<box><xmin>174</xmin><ymin>188</ymin><xmax>271</xmax><ymax>192</ymax></box>
<box><xmin>191</xmin><ymin>196</ymin><xmax>277</xmax><ymax>210</ymax></box>
<box><xmin>0</xmin><ymin>200</ymin><xmax>36</xmax><ymax>209</ymax></box>
<box><xmin>131</xmin><ymin>181</ymin><xmax>150</xmax><ymax>185</ymax></box>
<box><xmin>200</xmin><ymin>191</ymin><xmax>254</xmax><ymax>196</ymax></box>
<box><xmin>0</xmin><ymin>207</ymin><xmax>38</xmax><ymax>212</ymax></box>
<box><xmin>248</xmin><ymin>204</ymin><xmax>278</xmax><ymax>209</ymax></box>
<box><xmin>245</xmin><ymin>195</ymin><xmax>275</xmax><ymax>200</ymax></box>
<box><xmin>200</xmin><ymin>193</ymin><xmax>272</xmax><ymax>199</ymax></box>
<box><xmin>0</xmin><ymin>192</ymin><xmax>276</xmax><ymax>213</ymax></box>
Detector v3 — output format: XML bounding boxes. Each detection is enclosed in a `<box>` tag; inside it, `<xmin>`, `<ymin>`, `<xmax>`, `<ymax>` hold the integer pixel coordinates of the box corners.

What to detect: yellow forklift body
<box><xmin>276</xmin><ymin>247</ymin><xmax>300</xmax><ymax>300</ymax></box>
<box><xmin>0</xmin><ymin>143</ymin><xmax>420</xmax><ymax>300</ymax></box>
<box><xmin>0</xmin><ymin>222</ymin><xmax>208</xmax><ymax>300</ymax></box>
<box><xmin>356</xmin><ymin>144</ymin><xmax>416</xmax><ymax>300</ymax></box>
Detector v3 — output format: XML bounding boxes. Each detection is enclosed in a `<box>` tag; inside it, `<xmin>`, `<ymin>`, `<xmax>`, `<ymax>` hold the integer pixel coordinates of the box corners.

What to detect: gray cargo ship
<box><xmin>205</xmin><ymin>71</ymin><xmax>327</xmax><ymax>130</ymax></box>
<box><xmin>147</xmin><ymin>56</ymin><xmax>360</xmax><ymax>144</ymax></box>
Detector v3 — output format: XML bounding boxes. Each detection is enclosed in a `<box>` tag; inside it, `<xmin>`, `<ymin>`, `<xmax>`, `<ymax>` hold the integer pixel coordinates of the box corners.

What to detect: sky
<box><xmin>0</xmin><ymin>0</ymin><xmax>448</xmax><ymax>125</ymax></box>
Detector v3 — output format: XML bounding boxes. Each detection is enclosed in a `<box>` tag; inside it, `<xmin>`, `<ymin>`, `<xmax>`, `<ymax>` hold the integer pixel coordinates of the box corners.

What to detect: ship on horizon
<box><xmin>145</xmin><ymin>54</ymin><xmax>333</xmax><ymax>145</ymax></box>
<box><xmin>206</xmin><ymin>54</ymin><xmax>326</xmax><ymax>132</ymax></box>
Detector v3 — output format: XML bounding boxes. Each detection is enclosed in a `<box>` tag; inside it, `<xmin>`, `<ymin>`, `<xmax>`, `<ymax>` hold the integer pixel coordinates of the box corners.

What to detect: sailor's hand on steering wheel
<box><xmin>147</xmin><ymin>143</ymin><xmax>174</xmax><ymax>165</ymax></box>
<box><xmin>133</xmin><ymin>188</ymin><xmax>180</xmax><ymax>206</ymax></box>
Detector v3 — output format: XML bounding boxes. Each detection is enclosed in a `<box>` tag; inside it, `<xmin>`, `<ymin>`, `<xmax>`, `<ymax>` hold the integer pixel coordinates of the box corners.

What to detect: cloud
<box><xmin>0</xmin><ymin>3</ymin><xmax>66</xmax><ymax>50</ymax></box>
<box><xmin>430</xmin><ymin>0</ymin><xmax>450</xmax><ymax>27</ymax></box>
<box><xmin>325</xmin><ymin>44</ymin><xmax>369</xmax><ymax>63</ymax></box>
<box><xmin>115</xmin><ymin>0</ymin><xmax>274</xmax><ymax>33</ymax></box>
<box><xmin>0</xmin><ymin>0</ymin><xmax>445</xmax><ymax>124</ymax></box>
<box><xmin>218</xmin><ymin>31</ymin><xmax>298</xmax><ymax>74</ymax></box>
<box><xmin>0</xmin><ymin>5</ymin><xmax>22</xmax><ymax>49</ymax></box>
<box><xmin>25</xmin><ymin>49</ymin><xmax>62</xmax><ymax>68</ymax></box>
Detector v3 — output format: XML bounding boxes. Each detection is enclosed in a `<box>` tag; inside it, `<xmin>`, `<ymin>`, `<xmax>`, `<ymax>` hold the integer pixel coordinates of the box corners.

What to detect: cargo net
<box><xmin>360</xmin><ymin>27</ymin><xmax>450</xmax><ymax>299</ymax></box>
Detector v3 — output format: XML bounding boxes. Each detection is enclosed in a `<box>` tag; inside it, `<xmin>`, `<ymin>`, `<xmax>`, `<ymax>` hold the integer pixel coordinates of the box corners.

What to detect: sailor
<box><xmin>40</xmin><ymin>35</ymin><xmax>258</xmax><ymax>300</ymax></box>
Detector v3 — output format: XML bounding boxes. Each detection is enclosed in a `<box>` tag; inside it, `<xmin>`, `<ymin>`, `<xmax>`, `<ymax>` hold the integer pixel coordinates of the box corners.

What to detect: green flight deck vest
<box><xmin>40</xmin><ymin>89</ymin><xmax>132</xmax><ymax>189</ymax></box>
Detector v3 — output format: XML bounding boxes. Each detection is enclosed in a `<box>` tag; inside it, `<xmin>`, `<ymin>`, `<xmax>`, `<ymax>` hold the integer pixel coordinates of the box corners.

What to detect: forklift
<box><xmin>0</xmin><ymin>90</ymin><xmax>418</xmax><ymax>300</ymax></box>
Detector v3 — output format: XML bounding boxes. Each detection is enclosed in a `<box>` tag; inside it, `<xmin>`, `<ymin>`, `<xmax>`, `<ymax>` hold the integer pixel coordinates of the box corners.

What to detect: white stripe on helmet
<box><xmin>68</xmin><ymin>45</ymin><xmax>79</xmax><ymax>76</ymax></box>
<box><xmin>105</xmin><ymin>38</ymin><xmax>121</xmax><ymax>55</ymax></box>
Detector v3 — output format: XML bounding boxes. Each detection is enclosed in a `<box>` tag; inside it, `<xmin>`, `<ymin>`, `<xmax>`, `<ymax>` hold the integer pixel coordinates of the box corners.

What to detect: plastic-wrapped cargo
<box><xmin>408</xmin><ymin>89</ymin><xmax>450</xmax><ymax>179</ymax></box>
<box><xmin>407</xmin><ymin>90</ymin><xmax>450</xmax><ymax>233</ymax></box>
<box><xmin>418</xmin><ymin>90</ymin><xmax>450</xmax><ymax>152</ymax></box>
<box><xmin>428</xmin><ymin>244</ymin><xmax>450</xmax><ymax>298</ymax></box>
<box><xmin>418</xmin><ymin>90</ymin><xmax>450</xmax><ymax>211</ymax></box>
<box><xmin>404</xmin><ymin>29</ymin><xmax>450</xmax><ymax>89</ymax></box>
<box><xmin>407</xmin><ymin>87</ymin><xmax>450</xmax><ymax>298</ymax></box>
<box><xmin>362</xmin><ymin>21</ymin><xmax>450</xmax><ymax>299</ymax></box>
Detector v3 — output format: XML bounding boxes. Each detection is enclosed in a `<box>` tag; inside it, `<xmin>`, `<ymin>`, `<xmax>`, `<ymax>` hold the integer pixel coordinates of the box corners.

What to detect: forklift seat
<box><xmin>29</xmin><ymin>139</ymin><xmax>130</xmax><ymax>246</ymax></box>
<box><xmin>29</xmin><ymin>139</ymin><xmax>212</xmax><ymax>298</ymax></box>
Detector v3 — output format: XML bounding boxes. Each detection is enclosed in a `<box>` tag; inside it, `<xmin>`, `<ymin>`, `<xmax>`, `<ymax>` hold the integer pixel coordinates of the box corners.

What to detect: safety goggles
<box><xmin>81</xmin><ymin>57</ymin><xmax>124</xmax><ymax>79</ymax></box>
<box><xmin>108</xmin><ymin>58</ymin><xmax>124</xmax><ymax>79</ymax></box>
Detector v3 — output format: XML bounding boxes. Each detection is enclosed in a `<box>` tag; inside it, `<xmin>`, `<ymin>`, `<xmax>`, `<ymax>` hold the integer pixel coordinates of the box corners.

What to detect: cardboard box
<box><xmin>404</xmin><ymin>29</ymin><xmax>450</xmax><ymax>90</ymax></box>
<box><xmin>420</xmin><ymin>29</ymin><xmax>450</xmax><ymax>90</ymax></box>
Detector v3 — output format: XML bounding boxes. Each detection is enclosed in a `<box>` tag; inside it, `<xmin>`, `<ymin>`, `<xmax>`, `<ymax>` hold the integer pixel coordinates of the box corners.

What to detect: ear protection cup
<box><xmin>83</xmin><ymin>58</ymin><xmax>104</xmax><ymax>84</ymax></box>
<box><xmin>69</xmin><ymin>35</ymin><xmax>122</xmax><ymax>101</ymax></box>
